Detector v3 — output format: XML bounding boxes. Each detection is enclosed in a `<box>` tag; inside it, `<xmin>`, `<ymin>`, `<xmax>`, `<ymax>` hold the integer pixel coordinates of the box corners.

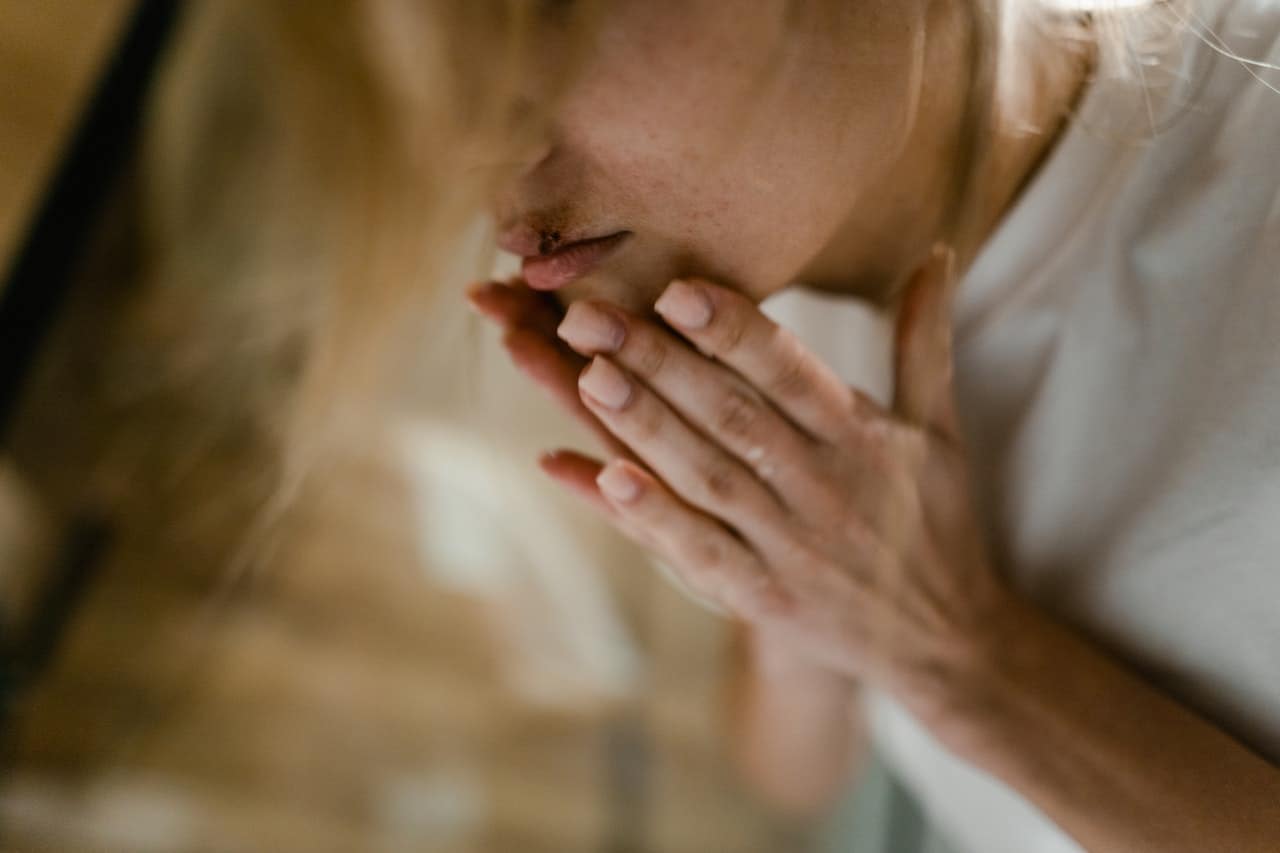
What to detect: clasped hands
<box><xmin>467</xmin><ymin>248</ymin><xmax>1017</xmax><ymax>721</ymax></box>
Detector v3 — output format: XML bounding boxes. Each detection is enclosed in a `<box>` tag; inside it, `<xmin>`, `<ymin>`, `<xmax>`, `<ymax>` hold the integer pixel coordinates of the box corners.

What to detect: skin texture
<box><xmin>477</xmin><ymin>247</ymin><xmax>1007</xmax><ymax>705</ymax></box>
<box><xmin>485</xmin><ymin>0</ymin><xmax>1082</xmax><ymax>815</ymax></box>
<box><xmin>495</xmin><ymin>0</ymin><xmax>966</xmax><ymax>312</ymax></box>
<box><xmin>472</xmin><ymin>0</ymin><xmax>1280</xmax><ymax>846</ymax></box>
<box><xmin>468</xmin><ymin>271</ymin><xmax>1280</xmax><ymax>848</ymax></box>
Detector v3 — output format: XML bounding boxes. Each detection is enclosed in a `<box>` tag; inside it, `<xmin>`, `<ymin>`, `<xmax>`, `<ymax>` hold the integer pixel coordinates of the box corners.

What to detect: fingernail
<box><xmin>597</xmin><ymin>462</ymin><xmax>641</xmax><ymax>502</ymax></box>
<box><xmin>557</xmin><ymin>302</ymin><xmax>625</xmax><ymax>353</ymax></box>
<box><xmin>579</xmin><ymin>356</ymin><xmax>633</xmax><ymax>410</ymax></box>
<box><xmin>655</xmin><ymin>280</ymin><xmax>713</xmax><ymax>329</ymax></box>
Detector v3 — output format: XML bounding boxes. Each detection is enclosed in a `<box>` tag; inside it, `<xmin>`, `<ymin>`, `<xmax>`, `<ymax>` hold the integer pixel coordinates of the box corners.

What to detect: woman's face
<box><xmin>493</xmin><ymin>0</ymin><xmax>963</xmax><ymax>313</ymax></box>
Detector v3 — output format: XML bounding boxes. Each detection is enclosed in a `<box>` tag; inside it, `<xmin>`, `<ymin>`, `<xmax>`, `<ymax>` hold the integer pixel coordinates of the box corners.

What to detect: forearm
<box><xmin>725</xmin><ymin>623</ymin><xmax>865</xmax><ymax>817</ymax></box>
<box><xmin>929</xmin><ymin>592</ymin><xmax>1280</xmax><ymax>852</ymax></box>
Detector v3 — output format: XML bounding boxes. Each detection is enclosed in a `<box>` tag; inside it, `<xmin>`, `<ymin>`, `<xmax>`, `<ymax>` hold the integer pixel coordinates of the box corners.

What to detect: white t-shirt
<box><xmin>770</xmin><ymin>1</ymin><xmax>1280</xmax><ymax>850</ymax></box>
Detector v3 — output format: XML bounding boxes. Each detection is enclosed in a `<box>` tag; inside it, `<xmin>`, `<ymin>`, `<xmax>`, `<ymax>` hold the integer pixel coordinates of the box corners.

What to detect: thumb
<box><xmin>892</xmin><ymin>245</ymin><xmax>960</xmax><ymax>443</ymax></box>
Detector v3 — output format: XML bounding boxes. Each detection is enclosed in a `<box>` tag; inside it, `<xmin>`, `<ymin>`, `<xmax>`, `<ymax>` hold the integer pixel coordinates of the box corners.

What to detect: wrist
<box><xmin>752</xmin><ymin>628</ymin><xmax>855</xmax><ymax>689</ymax></box>
<box><xmin>902</xmin><ymin>586</ymin><xmax>1051</xmax><ymax>758</ymax></box>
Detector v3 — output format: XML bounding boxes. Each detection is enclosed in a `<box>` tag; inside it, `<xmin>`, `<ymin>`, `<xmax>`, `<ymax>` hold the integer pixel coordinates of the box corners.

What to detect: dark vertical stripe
<box><xmin>0</xmin><ymin>0</ymin><xmax>182</xmax><ymax>736</ymax></box>
<box><xmin>0</xmin><ymin>0</ymin><xmax>185</xmax><ymax>443</ymax></box>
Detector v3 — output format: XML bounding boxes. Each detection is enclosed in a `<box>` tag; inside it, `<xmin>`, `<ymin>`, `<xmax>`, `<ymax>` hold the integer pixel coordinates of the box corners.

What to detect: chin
<box><xmin>551</xmin><ymin>253</ymin><xmax>769</xmax><ymax>316</ymax></box>
<box><xmin>553</xmin><ymin>268</ymin><xmax>668</xmax><ymax>317</ymax></box>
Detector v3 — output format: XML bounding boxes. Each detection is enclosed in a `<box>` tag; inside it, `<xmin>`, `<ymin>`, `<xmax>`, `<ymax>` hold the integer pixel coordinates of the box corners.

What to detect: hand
<box><xmin>467</xmin><ymin>250</ymin><xmax>1014</xmax><ymax>718</ymax></box>
<box><xmin>465</xmin><ymin>276</ymin><xmax>659</xmax><ymax>553</ymax></box>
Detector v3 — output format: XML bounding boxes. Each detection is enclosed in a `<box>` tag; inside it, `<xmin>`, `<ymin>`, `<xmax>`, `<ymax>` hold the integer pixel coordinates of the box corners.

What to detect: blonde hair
<box><xmin>0</xmin><ymin>0</ymin><xmax>1206</xmax><ymax>829</ymax></box>
<box><xmin>145</xmin><ymin>3</ymin><xmax>597</xmax><ymax>485</ymax></box>
<box><xmin>128</xmin><ymin>0</ymin><xmax>1206</xmax><ymax>577</ymax></box>
<box><xmin>142</xmin><ymin>1</ymin><xmax>1144</xmax><ymax>451</ymax></box>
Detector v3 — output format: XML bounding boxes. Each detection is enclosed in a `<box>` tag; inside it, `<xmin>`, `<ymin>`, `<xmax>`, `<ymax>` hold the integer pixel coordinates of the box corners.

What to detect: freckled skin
<box><xmin>496</xmin><ymin>0</ymin><xmax>969</xmax><ymax>314</ymax></box>
<box><xmin>477</xmin><ymin>2</ymin><xmax>1113</xmax><ymax>823</ymax></box>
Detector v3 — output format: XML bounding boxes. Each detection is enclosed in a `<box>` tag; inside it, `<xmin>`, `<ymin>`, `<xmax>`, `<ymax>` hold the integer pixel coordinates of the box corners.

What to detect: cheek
<box><xmin>554</xmin><ymin>1</ymin><xmax>920</xmax><ymax>295</ymax></box>
<box><xmin>605</xmin><ymin>121</ymin><xmax>899</xmax><ymax>297</ymax></box>
<box><xmin>562</xmin><ymin>103</ymin><xmax>861</xmax><ymax>293</ymax></box>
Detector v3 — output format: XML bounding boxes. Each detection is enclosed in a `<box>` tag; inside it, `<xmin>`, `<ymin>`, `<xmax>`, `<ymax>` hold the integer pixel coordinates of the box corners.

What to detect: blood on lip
<box><xmin>538</xmin><ymin>230</ymin><xmax>562</xmax><ymax>255</ymax></box>
<box><xmin>520</xmin><ymin>231</ymin><xmax>631</xmax><ymax>291</ymax></box>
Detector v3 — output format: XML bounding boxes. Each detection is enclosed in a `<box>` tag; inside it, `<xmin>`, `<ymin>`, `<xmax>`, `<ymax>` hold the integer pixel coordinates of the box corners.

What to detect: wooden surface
<box><xmin>2</xmin><ymin>441</ymin><xmax>798</xmax><ymax>852</ymax></box>
<box><xmin>0</xmin><ymin>0</ymin><xmax>132</xmax><ymax>276</ymax></box>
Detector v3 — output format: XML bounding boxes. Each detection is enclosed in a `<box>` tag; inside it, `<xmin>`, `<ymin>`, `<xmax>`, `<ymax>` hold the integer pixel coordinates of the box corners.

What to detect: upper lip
<box><xmin>497</xmin><ymin>223</ymin><xmax>625</xmax><ymax>258</ymax></box>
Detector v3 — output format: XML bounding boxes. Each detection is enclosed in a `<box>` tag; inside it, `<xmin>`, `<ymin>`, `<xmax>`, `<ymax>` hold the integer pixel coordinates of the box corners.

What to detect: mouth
<box><xmin>516</xmin><ymin>231</ymin><xmax>633</xmax><ymax>291</ymax></box>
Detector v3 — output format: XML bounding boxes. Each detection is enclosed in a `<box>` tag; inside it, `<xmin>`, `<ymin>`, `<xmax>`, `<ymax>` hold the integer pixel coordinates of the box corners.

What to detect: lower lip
<box><xmin>521</xmin><ymin>232</ymin><xmax>631</xmax><ymax>291</ymax></box>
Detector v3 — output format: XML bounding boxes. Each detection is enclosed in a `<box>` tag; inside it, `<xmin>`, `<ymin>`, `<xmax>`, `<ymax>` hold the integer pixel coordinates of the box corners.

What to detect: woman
<box><xmin>462</xmin><ymin>0</ymin><xmax>1280</xmax><ymax>850</ymax></box>
<box><xmin>5</xmin><ymin>0</ymin><xmax>1277</xmax><ymax>849</ymax></box>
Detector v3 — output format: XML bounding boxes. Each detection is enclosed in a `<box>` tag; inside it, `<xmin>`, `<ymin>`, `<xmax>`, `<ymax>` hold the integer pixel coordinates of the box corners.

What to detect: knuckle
<box><xmin>767</xmin><ymin>337</ymin><xmax>811</xmax><ymax>398</ymax></box>
<box><xmin>699</xmin><ymin>459</ymin><xmax>740</xmax><ymax>503</ymax></box>
<box><xmin>630</xmin><ymin>333</ymin><xmax>668</xmax><ymax>377</ymax></box>
<box><xmin>680</xmin><ymin>539</ymin><xmax>734</xmax><ymax>594</ymax></box>
<box><xmin>629</xmin><ymin>397</ymin><xmax>663</xmax><ymax>441</ymax></box>
<box><xmin>714</xmin><ymin>314</ymin><xmax>749</xmax><ymax>356</ymax></box>
<box><xmin>770</xmin><ymin>356</ymin><xmax>810</xmax><ymax>399</ymax></box>
<box><xmin>714</xmin><ymin>386</ymin><xmax>763</xmax><ymax>442</ymax></box>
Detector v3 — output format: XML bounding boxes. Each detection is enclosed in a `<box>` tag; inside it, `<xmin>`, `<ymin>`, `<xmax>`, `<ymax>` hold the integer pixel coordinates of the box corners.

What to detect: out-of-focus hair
<box><xmin>142</xmin><ymin>0</ymin><xmax>1181</xmax><ymax>503</ymax></box>
<box><xmin>144</xmin><ymin>1</ymin><xmax>604</xmax><ymax>497</ymax></box>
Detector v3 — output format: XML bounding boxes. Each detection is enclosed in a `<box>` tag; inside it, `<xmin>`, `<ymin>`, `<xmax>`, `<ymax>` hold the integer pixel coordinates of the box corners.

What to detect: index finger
<box><xmin>466</xmin><ymin>277</ymin><xmax>564</xmax><ymax>337</ymax></box>
<box><xmin>501</xmin><ymin>326</ymin><xmax>637</xmax><ymax>461</ymax></box>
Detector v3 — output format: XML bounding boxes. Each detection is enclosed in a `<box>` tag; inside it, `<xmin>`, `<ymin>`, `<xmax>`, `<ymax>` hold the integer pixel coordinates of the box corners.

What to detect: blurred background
<box><xmin>0</xmin><ymin>2</ymin><xmax>857</xmax><ymax>850</ymax></box>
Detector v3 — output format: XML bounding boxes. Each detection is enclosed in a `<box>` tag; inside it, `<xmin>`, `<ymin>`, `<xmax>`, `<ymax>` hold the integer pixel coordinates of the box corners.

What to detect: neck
<box><xmin>954</xmin><ymin>14</ymin><xmax>1097</xmax><ymax>279</ymax></box>
<box><xmin>799</xmin><ymin>10</ymin><xmax>1096</xmax><ymax>309</ymax></box>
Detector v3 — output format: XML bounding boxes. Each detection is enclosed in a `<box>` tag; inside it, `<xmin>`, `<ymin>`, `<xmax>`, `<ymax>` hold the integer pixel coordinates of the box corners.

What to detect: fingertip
<box><xmin>925</xmin><ymin>243</ymin><xmax>958</xmax><ymax>288</ymax></box>
<box><xmin>464</xmin><ymin>283</ymin><xmax>488</xmax><ymax>308</ymax></box>
<box><xmin>596</xmin><ymin>459</ymin><xmax>644</xmax><ymax>503</ymax></box>
<box><xmin>536</xmin><ymin>449</ymin><xmax>578</xmax><ymax>486</ymax></box>
<box><xmin>654</xmin><ymin>278</ymin><xmax>714</xmax><ymax>330</ymax></box>
<box><xmin>466</xmin><ymin>279</ymin><xmax>501</xmax><ymax>299</ymax></box>
<box><xmin>466</xmin><ymin>281</ymin><xmax>510</xmax><ymax>320</ymax></box>
<box><xmin>539</xmin><ymin>450</ymin><xmax>619</xmax><ymax>511</ymax></box>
